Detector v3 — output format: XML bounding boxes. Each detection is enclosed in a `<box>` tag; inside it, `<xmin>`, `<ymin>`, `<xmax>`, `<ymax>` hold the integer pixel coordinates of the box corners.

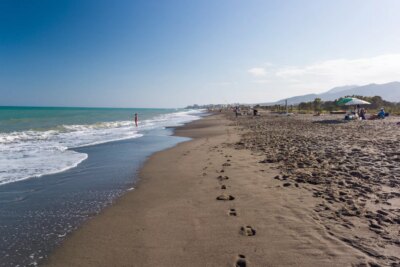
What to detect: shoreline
<box><xmin>44</xmin><ymin>114</ymin><xmax>223</xmax><ymax>266</ymax></box>
<box><xmin>0</xmin><ymin>122</ymin><xmax>192</xmax><ymax>267</ymax></box>
<box><xmin>44</xmin><ymin>113</ymin><xmax>374</xmax><ymax>266</ymax></box>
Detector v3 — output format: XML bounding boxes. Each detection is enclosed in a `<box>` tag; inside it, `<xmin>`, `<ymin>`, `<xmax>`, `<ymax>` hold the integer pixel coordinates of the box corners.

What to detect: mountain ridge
<box><xmin>262</xmin><ymin>82</ymin><xmax>400</xmax><ymax>105</ymax></box>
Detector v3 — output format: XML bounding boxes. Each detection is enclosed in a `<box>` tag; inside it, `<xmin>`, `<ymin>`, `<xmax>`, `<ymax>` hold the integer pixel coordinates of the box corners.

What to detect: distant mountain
<box><xmin>262</xmin><ymin>82</ymin><xmax>400</xmax><ymax>105</ymax></box>
<box><xmin>268</xmin><ymin>93</ymin><xmax>318</xmax><ymax>105</ymax></box>
<box><xmin>325</xmin><ymin>85</ymin><xmax>358</xmax><ymax>94</ymax></box>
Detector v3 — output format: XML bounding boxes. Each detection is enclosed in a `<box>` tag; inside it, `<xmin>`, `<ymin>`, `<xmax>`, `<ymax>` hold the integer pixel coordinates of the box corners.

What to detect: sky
<box><xmin>1</xmin><ymin>0</ymin><xmax>400</xmax><ymax>108</ymax></box>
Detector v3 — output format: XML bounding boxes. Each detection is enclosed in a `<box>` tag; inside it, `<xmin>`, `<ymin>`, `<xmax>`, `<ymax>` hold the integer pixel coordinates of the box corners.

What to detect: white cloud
<box><xmin>248</xmin><ymin>67</ymin><xmax>267</xmax><ymax>77</ymax></box>
<box><xmin>273</xmin><ymin>54</ymin><xmax>400</xmax><ymax>91</ymax></box>
<box><xmin>243</xmin><ymin>53</ymin><xmax>400</xmax><ymax>103</ymax></box>
<box><xmin>207</xmin><ymin>53</ymin><xmax>400</xmax><ymax>104</ymax></box>
<box><xmin>251</xmin><ymin>79</ymin><xmax>271</xmax><ymax>84</ymax></box>
<box><xmin>244</xmin><ymin>54</ymin><xmax>400</xmax><ymax>102</ymax></box>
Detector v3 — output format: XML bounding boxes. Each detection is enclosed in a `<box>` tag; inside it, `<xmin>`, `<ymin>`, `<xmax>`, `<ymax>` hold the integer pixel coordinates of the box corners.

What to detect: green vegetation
<box><xmin>263</xmin><ymin>96</ymin><xmax>400</xmax><ymax>115</ymax></box>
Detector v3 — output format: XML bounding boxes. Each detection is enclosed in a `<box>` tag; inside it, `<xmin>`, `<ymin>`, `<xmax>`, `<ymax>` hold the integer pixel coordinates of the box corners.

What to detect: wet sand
<box><xmin>0</xmin><ymin>131</ymin><xmax>189</xmax><ymax>267</ymax></box>
<box><xmin>45</xmin><ymin>113</ymin><xmax>398</xmax><ymax>266</ymax></box>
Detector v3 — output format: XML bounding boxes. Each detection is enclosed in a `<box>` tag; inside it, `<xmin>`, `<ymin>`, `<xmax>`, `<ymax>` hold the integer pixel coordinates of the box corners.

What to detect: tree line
<box><xmin>262</xmin><ymin>96</ymin><xmax>400</xmax><ymax>114</ymax></box>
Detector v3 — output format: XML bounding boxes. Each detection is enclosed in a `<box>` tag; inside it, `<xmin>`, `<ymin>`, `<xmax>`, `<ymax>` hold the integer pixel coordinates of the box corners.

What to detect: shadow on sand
<box><xmin>312</xmin><ymin>119</ymin><xmax>349</xmax><ymax>125</ymax></box>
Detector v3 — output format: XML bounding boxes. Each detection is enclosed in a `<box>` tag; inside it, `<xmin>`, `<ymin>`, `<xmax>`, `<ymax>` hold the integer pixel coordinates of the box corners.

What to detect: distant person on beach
<box><xmin>134</xmin><ymin>113</ymin><xmax>138</xmax><ymax>127</ymax></box>
<box><xmin>369</xmin><ymin>108</ymin><xmax>387</xmax><ymax>120</ymax></box>
<box><xmin>359</xmin><ymin>108</ymin><xmax>366</xmax><ymax>120</ymax></box>
<box><xmin>378</xmin><ymin>108</ymin><xmax>385</xmax><ymax>119</ymax></box>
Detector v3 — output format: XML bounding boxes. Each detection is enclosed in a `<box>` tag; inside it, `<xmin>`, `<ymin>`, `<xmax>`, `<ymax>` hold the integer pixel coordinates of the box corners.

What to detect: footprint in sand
<box><xmin>229</xmin><ymin>208</ymin><xmax>237</xmax><ymax>216</ymax></box>
<box><xmin>216</xmin><ymin>194</ymin><xmax>235</xmax><ymax>201</ymax></box>
<box><xmin>235</xmin><ymin>254</ymin><xmax>247</xmax><ymax>267</ymax></box>
<box><xmin>221</xmin><ymin>185</ymin><xmax>227</xmax><ymax>189</ymax></box>
<box><xmin>217</xmin><ymin>175</ymin><xmax>229</xmax><ymax>181</ymax></box>
<box><xmin>240</xmin><ymin>226</ymin><xmax>256</xmax><ymax>236</ymax></box>
<box><xmin>222</xmin><ymin>163</ymin><xmax>231</xmax><ymax>167</ymax></box>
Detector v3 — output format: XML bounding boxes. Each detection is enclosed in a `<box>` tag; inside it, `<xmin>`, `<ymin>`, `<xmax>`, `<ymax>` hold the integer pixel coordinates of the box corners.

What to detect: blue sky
<box><xmin>1</xmin><ymin>0</ymin><xmax>400</xmax><ymax>107</ymax></box>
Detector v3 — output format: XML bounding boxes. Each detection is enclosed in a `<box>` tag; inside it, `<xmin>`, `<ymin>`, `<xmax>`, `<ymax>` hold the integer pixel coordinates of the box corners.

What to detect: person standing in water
<box><xmin>134</xmin><ymin>113</ymin><xmax>138</xmax><ymax>127</ymax></box>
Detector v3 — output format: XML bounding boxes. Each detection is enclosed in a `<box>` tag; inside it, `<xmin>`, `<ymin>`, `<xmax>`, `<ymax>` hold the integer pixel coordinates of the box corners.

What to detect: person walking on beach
<box><xmin>134</xmin><ymin>113</ymin><xmax>138</xmax><ymax>127</ymax></box>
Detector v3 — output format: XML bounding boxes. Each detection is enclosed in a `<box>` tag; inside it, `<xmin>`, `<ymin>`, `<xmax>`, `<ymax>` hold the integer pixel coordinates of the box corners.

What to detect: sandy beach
<box><xmin>5</xmin><ymin>2</ymin><xmax>400</xmax><ymax>266</ymax></box>
<box><xmin>44</xmin><ymin>113</ymin><xmax>399</xmax><ymax>267</ymax></box>
<box><xmin>234</xmin><ymin>112</ymin><xmax>400</xmax><ymax>266</ymax></box>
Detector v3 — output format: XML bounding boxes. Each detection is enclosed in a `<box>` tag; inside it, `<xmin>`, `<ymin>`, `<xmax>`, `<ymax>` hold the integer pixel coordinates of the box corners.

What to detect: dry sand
<box><xmin>45</xmin><ymin>113</ymin><xmax>398</xmax><ymax>267</ymax></box>
<box><xmin>234</xmin><ymin>112</ymin><xmax>400</xmax><ymax>267</ymax></box>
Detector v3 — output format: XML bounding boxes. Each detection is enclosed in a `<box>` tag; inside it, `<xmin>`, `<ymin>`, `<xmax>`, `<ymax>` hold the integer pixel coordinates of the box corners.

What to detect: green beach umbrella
<box><xmin>336</xmin><ymin>97</ymin><xmax>354</xmax><ymax>105</ymax></box>
<box><xmin>337</xmin><ymin>97</ymin><xmax>370</xmax><ymax>106</ymax></box>
<box><xmin>344</xmin><ymin>98</ymin><xmax>370</xmax><ymax>105</ymax></box>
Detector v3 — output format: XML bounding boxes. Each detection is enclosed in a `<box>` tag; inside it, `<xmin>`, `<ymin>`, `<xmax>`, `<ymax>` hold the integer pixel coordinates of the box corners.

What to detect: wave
<box><xmin>0</xmin><ymin>109</ymin><xmax>203</xmax><ymax>186</ymax></box>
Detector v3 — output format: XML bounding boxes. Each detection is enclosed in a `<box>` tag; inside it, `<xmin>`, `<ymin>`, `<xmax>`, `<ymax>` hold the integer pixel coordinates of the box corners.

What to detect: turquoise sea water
<box><xmin>0</xmin><ymin>106</ymin><xmax>202</xmax><ymax>185</ymax></box>
<box><xmin>0</xmin><ymin>106</ymin><xmax>179</xmax><ymax>132</ymax></box>
<box><xmin>0</xmin><ymin>106</ymin><xmax>204</xmax><ymax>266</ymax></box>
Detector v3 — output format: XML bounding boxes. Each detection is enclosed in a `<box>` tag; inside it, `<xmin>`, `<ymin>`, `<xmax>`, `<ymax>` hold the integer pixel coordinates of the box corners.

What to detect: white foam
<box><xmin>0</xmin><ymin>109</ymin><xmax>203</xmax><ymax>186</ymax></box>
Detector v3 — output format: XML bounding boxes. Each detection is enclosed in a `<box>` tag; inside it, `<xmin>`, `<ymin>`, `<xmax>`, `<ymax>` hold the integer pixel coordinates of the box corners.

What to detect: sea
<box><xmin>0</xmin><ymin>106</ymin><xmax>204</xmax><ymax>266</ymax></box>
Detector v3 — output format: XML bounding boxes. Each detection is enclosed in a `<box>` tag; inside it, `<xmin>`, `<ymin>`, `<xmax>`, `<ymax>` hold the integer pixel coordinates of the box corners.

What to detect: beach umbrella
<box><xmin>337</xmin><ymin>97</ymin><xmax>354</xmax><ymax>105</ymax></box>
<box><xmin>344</xmin><ymin>98</ymin><xmax>371</xmax><ymax>106</ymax></box>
